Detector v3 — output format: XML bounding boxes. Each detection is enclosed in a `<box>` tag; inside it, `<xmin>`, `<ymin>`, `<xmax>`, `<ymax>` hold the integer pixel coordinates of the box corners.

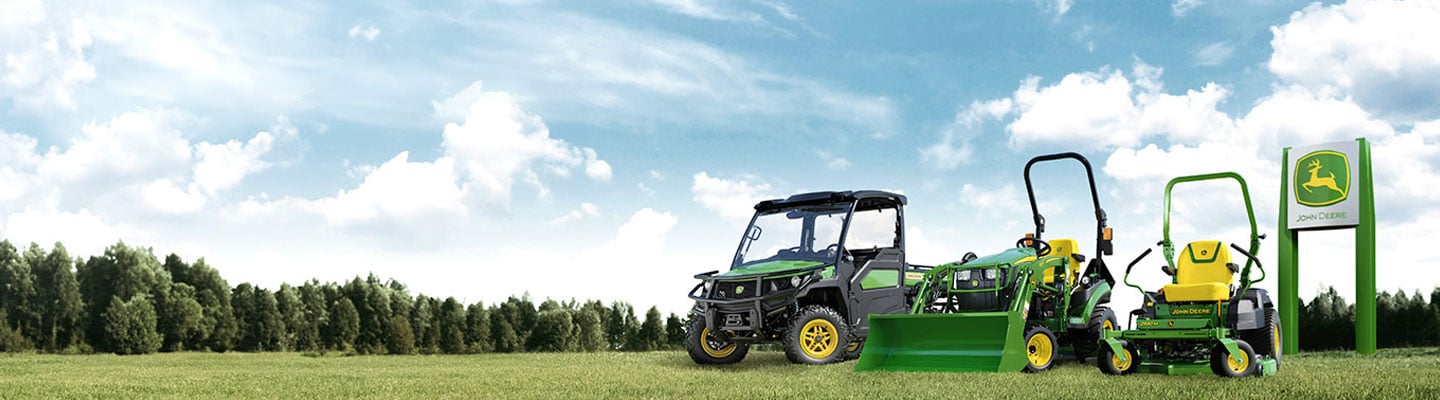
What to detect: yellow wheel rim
<box><xmin>1273</xmin><ymin>324</ymin><xmax>1282</xmax><ymax>357</ymax></box>
<box><xmin>1026</xmin><ymin>333</ymin><xmax>1053</xmax><ymax>367</ymax></box>
<box><xmin>699</xmin><ymin>327</ymin><xmax>735</xmax><ymax>358</ymax></box>
<box><xmin>1227</xmin><ymin>348</ymin><xmax>1251</xmax><ymax>373</ymax></box>
<box><xmin>1111</xmin><ymin>348</ymin><xmax>1133</xmax><ymax>370</ymax></box>
<box><xmin>799</xmin><ymin>319</ymin><xmax>839</xmax><ymax>359</ymax></box>
<box><xmin>1103</xmin><ymin>319</ymin><xmax>1115</xmax><ymax>332</ymax></box>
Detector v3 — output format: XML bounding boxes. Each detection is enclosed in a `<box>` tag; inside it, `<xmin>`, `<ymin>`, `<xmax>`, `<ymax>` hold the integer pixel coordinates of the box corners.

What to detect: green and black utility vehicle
<box><xmin>686</xmin><ymin>190</ymin><xmax>928</xmax><ymax>365</ymax></box>
<box><xmin>1098</xmin><ymin>172</ymin><xmax>1281</xmax><ymax>377</ymax></box>
<box><xmin>857</xmin><ymin>152</ymin><xmax>1118</xmax><ymax>373</ymax></box>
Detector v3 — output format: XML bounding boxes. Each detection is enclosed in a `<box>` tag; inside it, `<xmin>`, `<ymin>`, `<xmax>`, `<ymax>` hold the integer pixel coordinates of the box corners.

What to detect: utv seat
<box><xmin>1042</xmin><ymin>238</ymin><xmax>1082</xmax><ymax>285</ymax></box>
<box><xmin>1162</xmin><ymin>240</ymin><xmax>1236</xmax><ymax>302</ymax></box>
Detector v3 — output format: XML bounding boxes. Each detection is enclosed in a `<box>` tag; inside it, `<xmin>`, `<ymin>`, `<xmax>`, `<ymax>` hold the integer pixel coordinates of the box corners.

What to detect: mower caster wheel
<box><xmin>1210</xmin><ymin>340</ymin><xmax>1257</xmax><ymax>377</ymax></box>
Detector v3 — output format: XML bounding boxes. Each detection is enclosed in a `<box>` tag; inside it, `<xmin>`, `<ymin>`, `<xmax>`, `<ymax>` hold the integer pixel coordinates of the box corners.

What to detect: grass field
<box><xmin>3</xmin><ymin>348</ymin><xmax>1440</xmax><ymax>399</ymax></box>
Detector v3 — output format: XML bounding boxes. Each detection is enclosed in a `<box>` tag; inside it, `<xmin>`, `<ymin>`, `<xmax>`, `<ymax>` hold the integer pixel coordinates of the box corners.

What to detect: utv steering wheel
<box><xmin>1016</xmin><ymin>237</ymin><xmax>1052</xmax><ymax>256</ymax></box>
<box><xmin>823</xmin><ymin>244</ymin><xmax>842</xmax><ymax>259</ymax></box>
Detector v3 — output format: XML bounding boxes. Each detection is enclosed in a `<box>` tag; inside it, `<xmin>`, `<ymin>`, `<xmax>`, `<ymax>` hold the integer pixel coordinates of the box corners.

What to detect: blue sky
<box><xmin>2</xmin><ymin>0</ymin><xmax>1438</xmax><ymax>315</ymax></box>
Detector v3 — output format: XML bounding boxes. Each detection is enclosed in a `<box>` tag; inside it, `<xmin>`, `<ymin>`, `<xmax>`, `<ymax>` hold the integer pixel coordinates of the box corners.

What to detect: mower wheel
<box><xmin>1241</xmin><ymin>307</ymin><xmax>1281</xmax><ymax>369</ymax></box>
<box><xmin>1097</xmin><ymin>340</ymin><xmax>1139</xmax><ymax>375</ymax></box>
<box><xmin>685</xmin><ymin>317</ymin><xmax>748</xmax><ymax>365</ymax></box>
<box><xmin>1022</xmin><ymin>326</ymin><xmax>1057</xmax><ymax>373</ymax></box>
<box><xmin>1210</xmin><ymin>340</ymin><xmax>1257</xmax><ymax>377</ymax></box>
<box><xmin>1071</xmin><ymin>306</ymin><xmax>1118</xmax><ymax>361</ymax></box>
<box><xmin>783</xmin><ymin>305</ymin><xmax>850</xmax><ymax>364</ymax></box>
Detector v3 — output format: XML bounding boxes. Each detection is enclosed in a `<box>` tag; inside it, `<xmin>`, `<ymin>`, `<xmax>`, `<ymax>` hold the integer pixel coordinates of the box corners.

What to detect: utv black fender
<box><xmin>795</xmin><ymin>285</ymin><xmax>848</xmax><ymax>326</ymax></box>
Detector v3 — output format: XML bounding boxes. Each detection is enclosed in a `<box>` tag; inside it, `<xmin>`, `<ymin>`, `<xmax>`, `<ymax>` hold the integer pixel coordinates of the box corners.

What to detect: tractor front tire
<box><xmin>1241</xmin><ymin>307</ymin><xmax>1282</xmax><ymax>369</ymax></box>
<box><xmin>686</xmin><ymin>317</ymin><xmax>748</xmax><ymax>365</ymax></box>
<box><xmin>1097</xmin><ymin>340</ymin><xmax>1139</xmax><ymax>375</ymax></box>
<box><xmin>1071</xmin><ymin>306</ymin><xmax>1118</xmax><ymax>362</ymax></box>
<box><xmin>1023</xmin><ymin>326</ymin><xmax>1058</xmax><ymax>373</ymax></box>
<box><xmin>1210</xmin><ymin>340</ymin><xmax>1257</xmax><ymax>377</ymax></box>
<box><xmin>783</xmin><ymin>305</ymin><xmax>849</xmax><ymax>365</ymax></box>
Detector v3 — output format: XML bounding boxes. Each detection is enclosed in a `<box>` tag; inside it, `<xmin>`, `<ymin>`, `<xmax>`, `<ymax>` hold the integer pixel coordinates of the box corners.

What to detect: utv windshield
<box><xmin>733</xmin><ymin>205</ymin><xmax>850</xmax><ymax>267</ymax></box>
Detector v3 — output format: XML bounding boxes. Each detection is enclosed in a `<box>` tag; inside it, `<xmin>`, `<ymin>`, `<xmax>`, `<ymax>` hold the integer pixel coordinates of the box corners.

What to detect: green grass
<box><xmin>2</xmin><ymin>348</ymin><xmax>1439</xmax><ymax>399</ymax></box>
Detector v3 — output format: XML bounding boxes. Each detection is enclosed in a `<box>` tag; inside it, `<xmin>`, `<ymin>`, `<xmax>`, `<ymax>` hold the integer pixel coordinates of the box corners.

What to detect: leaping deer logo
<box><xmin>1301</xmin><ymin>159</ymin><xmax>1346</xmax><ymax>197</ymax></box>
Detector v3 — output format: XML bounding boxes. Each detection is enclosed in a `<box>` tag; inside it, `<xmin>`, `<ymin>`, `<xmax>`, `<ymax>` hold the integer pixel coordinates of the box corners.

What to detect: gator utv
<box><xmin>856</xmin><ymin>152</ymin><xmax>1118</xmax><ymax>373</ymax></box>
<box><xmin>1098</xmin><ymin>172</ymin><xmax>1280</xmax><ymax>377</ymax></box>
<box><xmin>686</xmin><ymin>191</ymin><xmax>929</xmax><ymax>365</ymax></box>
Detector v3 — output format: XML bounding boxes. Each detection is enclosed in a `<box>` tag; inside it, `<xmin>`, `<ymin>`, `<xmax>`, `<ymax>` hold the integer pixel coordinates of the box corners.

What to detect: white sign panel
<box><xmin>1288</xmin><ymin>140</ymin><xmax>1361</xmax><ymax>230</ymax></box>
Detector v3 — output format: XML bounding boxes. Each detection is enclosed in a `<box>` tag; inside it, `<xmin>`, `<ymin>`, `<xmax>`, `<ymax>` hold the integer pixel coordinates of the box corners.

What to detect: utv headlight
<box><xmin>983</xmin><ymin>268</ymin><xmax>997</xmax><ymax>280</ymax></box>
<box><xmin>703</xmin><ymin>280</ymin><xmax>714</xmax><ymax>292</ymax></box>
<box><xmin>790</xmin><ymin>276</ymin><xmax>802</xmax><ymax>287</ymax></box>
<box><xmin>956</xmin><ymin>270</ymin><xmax>972</xmax><ymax>281</ymax></box>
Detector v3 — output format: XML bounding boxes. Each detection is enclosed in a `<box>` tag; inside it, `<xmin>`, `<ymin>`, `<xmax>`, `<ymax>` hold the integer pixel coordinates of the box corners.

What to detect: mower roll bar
<box><xmin>1022</xmin><ymin>152</ymin><xmax>1114</xmax><ymax>287</ymax></box>
<box><xmin>1161</xmin><ymin>172</ymin><xmax>1261</xmax><ymax>275</ymax></box>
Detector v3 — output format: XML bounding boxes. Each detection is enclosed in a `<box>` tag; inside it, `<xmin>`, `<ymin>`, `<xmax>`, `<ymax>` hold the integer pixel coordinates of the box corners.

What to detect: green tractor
<box><xmin>686</xmin><ymin>191</ymin><xmax>929</xmax><ymax>365</ymax></box>
<box><xmin>1098</xmin><ymin>172</ymin><xmax>1281</xmax><ymax>377</ymax></box>
<box><xmin>856</xmin><ymin>152</ymin><xmax>1119</xmax><ymax>373</ymax></box>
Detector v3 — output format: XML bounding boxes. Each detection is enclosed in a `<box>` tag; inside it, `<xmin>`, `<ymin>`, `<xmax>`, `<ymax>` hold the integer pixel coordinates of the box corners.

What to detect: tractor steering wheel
<box><xmin>1016</xmin><ymin>237</ymin><xmax>1052</xmax><ymax>256</ymax></box>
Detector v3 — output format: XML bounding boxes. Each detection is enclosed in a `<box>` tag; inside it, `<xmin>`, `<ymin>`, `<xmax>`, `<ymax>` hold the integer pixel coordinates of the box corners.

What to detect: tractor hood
<box><xmin>715</xmin><ymin>259</ymin><xmax>828</xmax><ymax>278</ymax></box>
<box><xmin>952</xmin><ymin>247</ymin><xmax>1037</xmax><ymax>269</ymax></box>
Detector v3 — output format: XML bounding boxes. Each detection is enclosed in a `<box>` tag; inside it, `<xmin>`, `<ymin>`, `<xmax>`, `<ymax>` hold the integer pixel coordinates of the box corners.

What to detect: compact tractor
<box><xmin>686</xmin><ymin>191</ymin><xmax>929</xmax><ymax>365</ymax></box>
<box><xmin>856</xmin><ymin>153</ymin><xmax>1119</xmax><ymax>373</ymax></box>
<box><xmin>1098</xmin><ymin>172</ymin><xmax>1281</xmax><ymax>377</ymax></box>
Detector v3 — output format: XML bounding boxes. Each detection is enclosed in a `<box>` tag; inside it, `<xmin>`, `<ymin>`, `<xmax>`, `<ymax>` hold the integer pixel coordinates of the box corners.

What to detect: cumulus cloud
<box><xmin>815</xmin><ymin>150</ymin><xmax>850</xmax><ymax>171</ymax></box>
<box><xmin>1172</xmin><ymin>0</ymin><xmax>1204</xmax><ymax>17</ymax></box>
<box><xmin>921</xmin><ymin>98</ymin><xmax>1011</xmax><ymax>169</ymax></box>
<box><xmin>548</xmin><ymin>202</ymin><xmax>600</xmax><ymax>225</ymax></box>
<box><xmin>0</xmin><ymin>7</ymin><xmax>96</xmax><ymax>111</ymax></box>
<box><xmin>347</xmin><ymin>25</ymin><xmax>380</xmax><ymax>41</ymax></box>
<box><xmin>312</xmin><ymin>152</ymin><xmax>466</xmax><ymax>227</ymax></box>
<box><xmin>1194</xmin><ymin>41</ymin><xmax>1233</xmax><ymax>66</ymax></box>
<box><xmin>1268</xmin><ymin>0</ymin><xmax>1440</xmax><ymax>123</ymax></box>
<box><xmin>38</xmin><ymin>110</ymin><xmax>193</xmax><ymax>183</ymax></box>
<box><xmin>691</xmin><ymin>172</ymin><xmax>773</xmax><ymax>225</ymax></box>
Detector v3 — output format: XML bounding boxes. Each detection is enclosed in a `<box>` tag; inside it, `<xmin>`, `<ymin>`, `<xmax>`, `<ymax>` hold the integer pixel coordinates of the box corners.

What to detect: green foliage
<box><xmin>385</xmin><ymin>315</ymin><xmax>414</xmax><ymax>355</ymax></box>
<box><xmin>636</xmin><ymin>307</ymin><xmax>664</xmax><ymax>351</ymax></box>
<box><xmin>664</xmin><ymin>313</ymin><xmax>685</xmax><ymax>349</ymax></box>
<box><xmin>491</xmin><ymin>317</ymin><xmax>521</xmax><ymax>353</ymax></box>
<box><xmin>326</xmin><ymin>298</ymin><xmax>360</xmax><ymax>352</ymax></box>
<box><xmin>438</xmin><ymin>298</ymin><xmax>466</xmax><ymax>354</ymax></box>
<box><xmin>574</xmin><ymin>308</ymin><xmax>606</xmax><ymax>352</ymax></box>
<box><xmin>527</xmin><ymin>309</ymin><xmax>575</xmax><ymax>352</ymax></box>
<box><xmin>463</xmin><ymin>303</ymin><xmax>490</xmax><ymax>353</ymax></box>
<box><xmin>103</xmin><ymin>295</ymin><xmax>162</xmax><ymax>355</ymax></box>
<box><xmin>155</xmin><ymin>283</ymin><xmax>203</xmax><ymax>352</ymax></box>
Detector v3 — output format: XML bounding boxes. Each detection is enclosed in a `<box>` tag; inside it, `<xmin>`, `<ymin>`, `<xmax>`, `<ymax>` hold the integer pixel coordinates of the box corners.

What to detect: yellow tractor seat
<box><xmin>1042</xmin><ymin>238</ymin><xmax>1082</xmax><ymax>285</ymax></box>
<box><xmin>1162</xmin><ymin>240</ymin><xmax>1235</xmax><ymax>302</ymax></box>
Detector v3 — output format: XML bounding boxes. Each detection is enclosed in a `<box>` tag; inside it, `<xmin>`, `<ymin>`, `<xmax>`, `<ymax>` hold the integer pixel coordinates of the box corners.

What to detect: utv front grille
<box><xmin>712</xmin><ymin>281</ymin><xmax>759</xmax><ymax>299</ymax></box>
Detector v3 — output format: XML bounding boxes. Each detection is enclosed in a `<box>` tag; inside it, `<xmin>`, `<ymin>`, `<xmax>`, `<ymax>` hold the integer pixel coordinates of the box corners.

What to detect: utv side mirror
<box><xmin>746</xmin><ymin>226</ymin><xmax>761</xmax><ymax>241</ymax></box>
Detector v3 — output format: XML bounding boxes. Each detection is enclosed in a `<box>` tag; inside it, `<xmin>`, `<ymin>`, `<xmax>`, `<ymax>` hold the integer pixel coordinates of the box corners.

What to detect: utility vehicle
<box><xmin>686</xmin><ymin>191</ymin><xmax>928</xmax><ymax>365</ymax></box>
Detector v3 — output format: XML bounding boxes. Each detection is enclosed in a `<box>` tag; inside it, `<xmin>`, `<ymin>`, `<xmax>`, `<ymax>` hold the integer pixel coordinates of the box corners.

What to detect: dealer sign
<box><xmin>1288</xmin><ymin>140</ymin><xmax>1361</xmax><ymax>230</ymax></box>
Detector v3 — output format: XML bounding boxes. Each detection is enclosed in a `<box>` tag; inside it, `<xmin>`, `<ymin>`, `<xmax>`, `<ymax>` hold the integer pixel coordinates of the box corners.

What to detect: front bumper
<box><xmin>688</xmin><ymin>267</ymin><xmax>823</xmax><ymax>342</ymax></box>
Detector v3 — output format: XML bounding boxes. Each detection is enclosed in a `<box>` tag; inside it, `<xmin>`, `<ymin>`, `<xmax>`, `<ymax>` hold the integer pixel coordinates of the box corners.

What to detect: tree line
<box><xmin>0</xmin><ymin>241</ymin><xmax>687</xmax><ymax>355</ymax></box>
<box><xmin>1298</xmin><ymin>286</ymin><xmax>1440</xmax><ymax>350</ymax></box>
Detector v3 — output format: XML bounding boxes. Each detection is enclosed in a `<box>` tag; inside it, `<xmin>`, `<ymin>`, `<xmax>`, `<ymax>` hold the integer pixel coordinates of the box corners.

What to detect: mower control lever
<box><xmin>1125</xmin><ymin>248</ymin><xmax>1152</xmax><ymax>275</ymax></box>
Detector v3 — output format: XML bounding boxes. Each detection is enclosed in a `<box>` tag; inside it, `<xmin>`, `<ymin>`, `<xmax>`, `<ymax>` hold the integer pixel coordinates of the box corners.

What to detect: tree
<box><xmin>605</xmin><ymin>302</ymin><xmax>629</xmax><ymax>350</ymax></box>
<box><xmin>527</xmin><ymin>309</ymin><xmax>575</xmax><ymax>352</ymax></box>
<box><xmin>0</xmin><ymin>242</ymin><xmax>39</xmax><ymax>348</ymax></box>
<box><xmin>491</xmin><ymin>314</ymin><xmax>521</xmax><ymax>353</ymax></box>
<box><xmin>31</xmin><ymin>243</ymin><xmax>84</xmax><ymax>352</ymax></box>
<box><xmin>385</xmin><ymin>315</ymin><xmax>415</xmax><ymax>355</ymax></box>
<box><xmin>634</xmin><ymin>306</ymin><xmax>664</xmax><ymax>351</ymax></box>
<box><xmin>155</xmin><ymin>283</ymin><xmax>203</xmax><ymax>352</ymax></box>
<box><xmin>664</xmin><ymin>313</ymin><xmax>685</xmax><ymax>350</ymax></box>
<box><xmin>232</xmin><ymin>283</ymin><xmax>285</xmax><ymax>351</ymax></box>
<box><xmin>165</xmin><ymin>256</ymin><xmax>236</xmax><ymax>352</ymax></box>
<box><xmin>411</xmin><ymin>295</ymin><xmax>436</xmax><ymax>353</ymax></box>
<box><xmin>103</xmin><ymin>295</ymin><xmax>162</xmax><ymax>355</ymax></box>
<box><xmin>438</xmin><ymin>297</ymin><xmax>466</xmax><ymax>354</ymax></box>
<box><xmin>464</xmin><ymin>302</ymin><xmax>490</xmax><ymax>353</ymax></box>
<box><xmin>78</xmin><ymin>243</ymin><xmax>170</xmax><ymax>353</ymax></box>
<box><xmin>327</xmin><ymin>298</ymin><xmax>360</xmax><ymax>351</ymax></box>
<box><xmin>574</xmin><ymin>307</ymin><xmax>606</xmax><ymax>352</ymax></box>
<box><xmin>293</xmin><ymin>281</ymin><xmax>328</xmax><ymax>352</ymax></box>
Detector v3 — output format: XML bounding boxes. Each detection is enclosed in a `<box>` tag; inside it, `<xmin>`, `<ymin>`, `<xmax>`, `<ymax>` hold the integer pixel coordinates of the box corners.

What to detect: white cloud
<box><xmin>2</xmin><ymin>207</ymin><xmax>136</xmax><ymax>257</ymax></box>
<box><xmin>649</xmin><ymin>0</ymin><xmax>749</xmax><ymax>22</ymax></box>
<box><xmin>1268</xmin><ymin>0</ymin><xmax>1440</xmax><ymax>123</ymax></box>
<box><xmin>1136</xmin><ymin>82</ymin><xmax>1235</xmax><ymax>144</ymax></box>
<box><xmin>1008</xmin><ymin>70</ymin><xmax>1141</xmax><ymax>150</ymax></box>
<box><xmin>904</xmin><ymin>226</ymin><xmax>950</xmax><ymax>266</ymax></box>
<box><xmin>691</xmin><ymin>172</ymin><xmax>772</xmax><ymax>226</ymax></box>
<box><xmin>139</xmin><ymin>179</ymin><xmax>206</xmax><ymax>214</ymax></box>
<box><xmin>1172</xmin><ymin>0</ymin><xmax>1204</xmax><ymax>17</ymax></box>
<box><xmin>1194</xmin><ymin>41</ymin><xmax>1233</xmax><ymax>66</ymax></box>
<box><xmin>1</xmin><ymin>9</ymin><xmax>96</xmax><ymax>111</ymax></box>
<box><xmin>313</xmin><ymin>152</ymin><xmax>467</xmax><ymax>227</ymax></box>
<box><xmin>1042</xmin><ymin>0</ymin><xmax>1073</xmax><ymax>16</ymax></box>
<box><xmin>921</xmin><ymin>98</ymin><xmax>1012</xmax><ymax>169</ymax></box>
<box><xmin>38</xmin><ymin>109</ymin><xmax>192</xmax><ymax>183</ymax></box>
<box><xmin>347</xmin><ymin>25</ymin><xmax>380</xmax><ymax>41</ymax></box>
<box><xmin>815</xmin><ymin>150</ymin><xmax>850</xmax><ymax>171</ymax></box>
<box><xmin>193</xmin><ymin>117</ymin><xmax>294</xmax><ymax>194</ymax></box>
<box><xmin>547</xmin><ymin>202</ymin><xmax>600</xmax><ymax>225</ymax></box>
<box><xmin>582</xmin><ymin>148</ymin><xmax>613</xmax><ymax>181</ymax></box>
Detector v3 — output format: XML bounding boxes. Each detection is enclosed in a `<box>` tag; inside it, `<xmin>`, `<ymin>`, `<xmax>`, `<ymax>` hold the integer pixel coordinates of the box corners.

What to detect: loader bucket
<box><xmin>854</xmin><ymin>311</ymin><xmax>1026</xmax><ymax>373</ymax></box>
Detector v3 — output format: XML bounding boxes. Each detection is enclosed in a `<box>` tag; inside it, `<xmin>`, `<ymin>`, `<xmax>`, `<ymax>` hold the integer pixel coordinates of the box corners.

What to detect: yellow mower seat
<box><xmin>1162</xmin><ymin>240</ymin><xmax>1234</xmax><ymax>302</ymax></box>
<box><xmin>1042</xmin><ymin>238</ymin><xmax>1082</xmax><ymax>285</ymax></box>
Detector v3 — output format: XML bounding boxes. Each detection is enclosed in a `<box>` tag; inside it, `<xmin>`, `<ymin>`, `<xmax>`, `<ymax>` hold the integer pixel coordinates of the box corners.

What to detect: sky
<box><xmin>1</xmin><ymin>0</ymin><xmax>1438</xmax><ymax>317</ymax></box>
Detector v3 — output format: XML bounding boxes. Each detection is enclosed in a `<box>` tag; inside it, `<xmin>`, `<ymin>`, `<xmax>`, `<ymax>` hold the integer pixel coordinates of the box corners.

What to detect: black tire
<box><xmin>1022</xmin><ymin>326</ymin><xmax>1058</xmax><ymax>373</ymax></box>
<box><xmin>1241</xmin><ymin>307</ymin><xmax>1282</xmax><ymax>369</ymax></box>
<box><xmin>1210</xmin><ymin>340</ymin><xmax>1257</xmax><ymax>377</ymax></box>
<box><xmin>843</xmin><ymin>338</ymin><xmax>866</xmax><ymax>361</ymax></box>
<box><xmin>1071</xmin><ymin>306</ymin><xmax>1118</xmax><ymax>362</ymax></box>
<box><xmin>783</xmin><ymin>305</ymin><xmax>850</xmax><ymax>364</ymax></box>
<box><xmin>1097</xmin><ymin>340</ymin><xmax>1139</xmax><ymax>375</ymax></box>
<box><xmin>685</xmin><ymin>316</ymin><xmax>748</xmax><ymax>364</ymax></box>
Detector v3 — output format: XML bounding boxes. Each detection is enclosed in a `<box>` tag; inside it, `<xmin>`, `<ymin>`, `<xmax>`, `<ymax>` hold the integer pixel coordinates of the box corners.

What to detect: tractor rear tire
<box><xmin>1022</xmin><ymin>326</ymin><xmax>1057</xmax><ymax>373</ymax></box>
<box><xmin>1210</xmin><ymin>340</ymin><xmax>1257</xmax><ymax>377</ymax></box>
<box><xmin>1071</xmin><ymin>306</ymin><xmax>1118</xmax><ymax>362</ymax></box>
<box><xmin>1097</xmin><ymin>340</ymin><xmax>1139</xmax><ymax>375</ymax></box>
<box><xmin>783</xmin><ymin>305</ymin><xmax>850</xmax><ymax>365</ymax></box>
<box><xmin>1241</xmin><ymin>307</ymin><xmax>1281</xmax><ymax>368</ymax></box>
<box><xmin>686</xmin><ymin>317</ymin><xmax>748</xmax><ymax>365</ymax></box>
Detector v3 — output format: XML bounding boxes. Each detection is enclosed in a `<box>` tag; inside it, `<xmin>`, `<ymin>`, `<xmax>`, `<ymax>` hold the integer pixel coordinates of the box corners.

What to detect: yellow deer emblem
<box><xmin>1301</xmin><ymin>159</ymin><xmax>1346</xmax><ymax>197</ymax></box>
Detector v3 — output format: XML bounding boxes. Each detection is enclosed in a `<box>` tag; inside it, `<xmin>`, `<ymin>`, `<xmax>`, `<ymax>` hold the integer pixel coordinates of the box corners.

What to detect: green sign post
<box><xmin>1278</xmin><ymin>138</ymin><xmax>1375</xmax><ymax>355</ymax></box>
